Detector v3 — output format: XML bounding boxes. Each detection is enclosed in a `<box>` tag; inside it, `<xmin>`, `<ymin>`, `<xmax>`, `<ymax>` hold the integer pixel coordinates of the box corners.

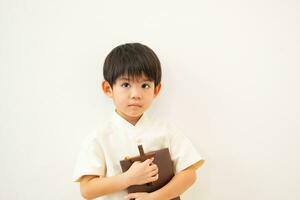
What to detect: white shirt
<box><xmin>72</xmin><ymin>111</ymin><xmax>204</xmax><ymax>200</ymax></box>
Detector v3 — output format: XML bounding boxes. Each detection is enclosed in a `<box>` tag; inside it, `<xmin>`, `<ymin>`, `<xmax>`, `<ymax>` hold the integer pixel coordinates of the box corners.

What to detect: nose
<box><xmin>130</xmin><ymin>86</ymin><xmax>142</xmax><ymax>99</ymax></box>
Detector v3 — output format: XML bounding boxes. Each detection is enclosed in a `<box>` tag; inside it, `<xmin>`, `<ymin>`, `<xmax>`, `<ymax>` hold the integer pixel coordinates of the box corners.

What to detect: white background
<box><xmin>1</xmin><ymin>0</ymin><xmax>299</xmax><ymax>199</ymax></box>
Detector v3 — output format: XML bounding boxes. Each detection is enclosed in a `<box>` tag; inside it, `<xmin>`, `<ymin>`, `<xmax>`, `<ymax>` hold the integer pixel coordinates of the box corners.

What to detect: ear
<box><xmin>101</xmin><ymin>80</ymin><xmax>113</xmax><ymax>97</ymax></box>
<box><xmin>153</xmin><ymin>83</ymin><xmax>162</xmax><ymax>97</ymax></box>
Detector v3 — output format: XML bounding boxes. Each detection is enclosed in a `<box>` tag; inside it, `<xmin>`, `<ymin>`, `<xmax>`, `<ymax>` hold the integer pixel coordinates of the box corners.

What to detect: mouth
<box><xmin>128</xmin><ymin>104</ymin><xmax>142</xmax><ymax>108</ymax></box>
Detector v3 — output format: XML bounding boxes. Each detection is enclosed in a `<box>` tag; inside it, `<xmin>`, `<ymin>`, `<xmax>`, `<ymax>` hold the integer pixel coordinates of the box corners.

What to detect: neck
<box><xmin>115</xmin><ymin>110</ymin><xmax>143</xmax><ymax>126</ymax></box>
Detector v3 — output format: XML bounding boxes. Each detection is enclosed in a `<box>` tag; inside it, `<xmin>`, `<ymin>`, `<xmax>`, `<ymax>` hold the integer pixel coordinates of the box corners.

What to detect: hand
<box><xmin>124</xmin><ymin>157</ymin><xmax>159</xmax><ymax>186</ymax></box>
<box><xmin>124</xmin><ymin>192</ymin><xmax>155</xmax><ymax>200</ymax></box>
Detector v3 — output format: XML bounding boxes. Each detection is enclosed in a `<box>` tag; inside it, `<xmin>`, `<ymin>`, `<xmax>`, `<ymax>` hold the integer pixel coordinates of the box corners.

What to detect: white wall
<box><xmin>1</xmin><ymin>0</ymin><xmax>299</xmax><ymax>199</ymax></box>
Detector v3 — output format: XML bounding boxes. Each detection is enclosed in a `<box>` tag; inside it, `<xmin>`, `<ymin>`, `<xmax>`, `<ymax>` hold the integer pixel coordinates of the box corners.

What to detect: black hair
<box><xmin>103</xmin><ymin>43</ymin><xmax>161</xmax><ymax>87</ymax></box>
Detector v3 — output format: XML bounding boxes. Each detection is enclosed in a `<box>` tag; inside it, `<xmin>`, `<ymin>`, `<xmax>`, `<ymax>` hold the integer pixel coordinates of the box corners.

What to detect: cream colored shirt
<box><xmin>72</xmin><ymin>111</ymin><xmax>204</xmax><ymax>200</ymax></box>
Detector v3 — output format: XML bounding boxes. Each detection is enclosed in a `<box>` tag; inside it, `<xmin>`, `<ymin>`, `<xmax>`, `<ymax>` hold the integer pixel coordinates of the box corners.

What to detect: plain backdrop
<box><xmin>0</xmin><ymin>0</ymin><xmax>299</xmax><ymax>199</ymax></box>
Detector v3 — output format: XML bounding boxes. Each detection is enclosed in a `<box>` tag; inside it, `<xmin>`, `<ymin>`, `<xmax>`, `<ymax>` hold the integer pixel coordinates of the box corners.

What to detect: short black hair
<box><xmin>103</xmin><ymin>43</ymin><xmax>162</xmax><ymax>87</ymax></box>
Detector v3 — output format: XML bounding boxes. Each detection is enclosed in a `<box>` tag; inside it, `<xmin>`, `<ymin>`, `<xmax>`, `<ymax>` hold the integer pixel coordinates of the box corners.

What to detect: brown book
<box><xmin>120</xmin><ymin>145</ymin><xmax>180</xmax><ymax>200</ymax></box>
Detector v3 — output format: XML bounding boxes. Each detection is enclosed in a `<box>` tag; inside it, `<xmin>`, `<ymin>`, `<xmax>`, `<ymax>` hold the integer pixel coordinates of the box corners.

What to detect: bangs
<box><xmin>103</xmin><ymin>43</ymin><xmax>161</xmax><ymax>87</ymax></box>
<box><xmin>114</xmin><ymin>54</ymin><xmax>156</xmax><ymax>82</ymax></box>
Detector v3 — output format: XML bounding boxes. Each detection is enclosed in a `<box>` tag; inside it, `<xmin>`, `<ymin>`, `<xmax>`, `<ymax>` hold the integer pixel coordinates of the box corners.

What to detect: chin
<box><xmin>127</xmin><ymin>111</ymin><xmax>144</xmax><ymax>118</ymax></box>
<box><xmin>129</xmin><ymin>113</ymin><xmax>143</xmax><ymax>118</ymax></box>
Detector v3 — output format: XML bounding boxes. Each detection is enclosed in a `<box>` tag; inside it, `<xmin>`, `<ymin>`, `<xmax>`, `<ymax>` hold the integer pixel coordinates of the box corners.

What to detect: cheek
<box><xmin>144</xmin><ymin>93</ymin><xmax>155</xmax><ymax>103</ymax></box>
<box><xmin>113</xmin><ymin>92</ymin><xmax>127</xmax><ymax>104</ymax></box>
<box><xmin>116</xmin><ymin>97</ymin><xmax>126</xmax><ymax>104</ymax></box>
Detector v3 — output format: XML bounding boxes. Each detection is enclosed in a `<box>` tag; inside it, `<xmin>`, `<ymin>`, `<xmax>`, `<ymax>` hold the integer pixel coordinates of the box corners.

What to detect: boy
<box><xmin>72</xmin><ymin>43</ymin><xmax>205</xmax><ymax>200</ymax></box>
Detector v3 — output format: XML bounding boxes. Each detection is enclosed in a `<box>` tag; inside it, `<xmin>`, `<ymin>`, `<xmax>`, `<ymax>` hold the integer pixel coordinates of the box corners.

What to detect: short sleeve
<box><xmin>72</xmin><ymin>131</ymin><xmax>106</xmax><ymax>182</ymax></box>
<box><xmin>167</xmin><ymin>125</ymin><xmax>205</xmax><ymax>174</ymax></box>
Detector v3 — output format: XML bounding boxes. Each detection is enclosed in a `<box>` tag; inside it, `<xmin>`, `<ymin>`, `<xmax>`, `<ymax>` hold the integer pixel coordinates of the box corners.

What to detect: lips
<box><xmin>128</xmin><ymin>104</ymin><xmax>142</xmax><ymax>107</ymax></box>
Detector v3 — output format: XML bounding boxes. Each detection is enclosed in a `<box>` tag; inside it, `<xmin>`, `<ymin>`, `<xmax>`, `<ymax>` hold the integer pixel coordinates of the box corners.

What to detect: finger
<box><xmin>147</xmin><ymin>164</ymin><xmax>158</xmax><ymax>174</ymax></box>
<box><xmin>148</xmin><ymin>157</ymin><xmax>155</xmax><ymax>163</ymax></box>
<box><xmin>148</xmin><ymin>164</ymin><xmax>158</xmax><ymax>174</ymax></box>
<box><xmin>149</xmin><ymin>173</ymin><xmax>159</xmax><ymax>182</ymax></box>
<box><xmin>144</xmin><ymin>157</ymin><xmax>154</xmax><ymax>165</ymax></box>
<box><xmin>149</xmin><ymin>164</ymin><xmax>158</xmax><ymax>171</ymax></box>
<box><xmin>149</xmin><ymin>157</ymin><xmax>155</xmax><ymax>165</ymax></box>
<box><xmin>149</xmin><ymin>168</ymin><xmax>159</xmax><ymax>177</ymax></box>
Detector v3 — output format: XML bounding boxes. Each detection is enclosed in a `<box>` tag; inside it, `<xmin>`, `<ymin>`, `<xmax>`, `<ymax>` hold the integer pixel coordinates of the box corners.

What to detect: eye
<box><xmin>121</xmin><ymin>83</ymin><xmax>130</xmax><ymax>88</ymax></box>
<box><xmin>142</xmin><ymin>83</ymin><xmax>151</xmax><ymax>89</ymax></box>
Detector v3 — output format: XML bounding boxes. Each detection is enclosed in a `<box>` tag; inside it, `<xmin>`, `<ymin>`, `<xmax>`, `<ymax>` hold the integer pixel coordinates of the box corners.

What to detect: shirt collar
<box><xmin>111</xmin><ymin>110</ymin><xmax>149</xmax><ymax>131</ymax></box>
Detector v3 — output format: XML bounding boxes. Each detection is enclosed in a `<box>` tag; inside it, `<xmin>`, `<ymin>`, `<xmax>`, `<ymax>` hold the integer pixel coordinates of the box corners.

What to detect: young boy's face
<box><xmin>102</xmin><ymin>74</ymin><xmax>161</xmax><ymax>125</ymax></box>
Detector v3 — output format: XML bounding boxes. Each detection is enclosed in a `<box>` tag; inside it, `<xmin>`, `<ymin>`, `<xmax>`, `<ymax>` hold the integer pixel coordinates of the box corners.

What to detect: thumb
<box><xmin>146</xmin><ymin>157</ymin><xmax>154</xmax><ymax>164</ymax></box>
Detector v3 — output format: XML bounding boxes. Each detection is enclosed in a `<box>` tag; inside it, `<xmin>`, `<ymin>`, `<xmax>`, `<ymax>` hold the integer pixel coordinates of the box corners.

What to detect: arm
<box><xmin>151</xmin><ymin>160</ymin><xmax>205</xmax><ymax>199</ymax></box>
<box><xmin>80</xmin><ymin>158</ymin><xmax>158</xmax><ymax>199</ymax></box>
<box><xmin>80</xmin><ymin>174</ymin><xmax>129</xmax><ymax>199</ymax></box>
<box><xmin>124</xmin><ymin>164</ymin><xmax>201</xmax><ymax>200</ymax></box>
<box><xmin>151</xmin><ymin>165</ymin><xmax>197</xmax><ymax>200</ymax></box>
